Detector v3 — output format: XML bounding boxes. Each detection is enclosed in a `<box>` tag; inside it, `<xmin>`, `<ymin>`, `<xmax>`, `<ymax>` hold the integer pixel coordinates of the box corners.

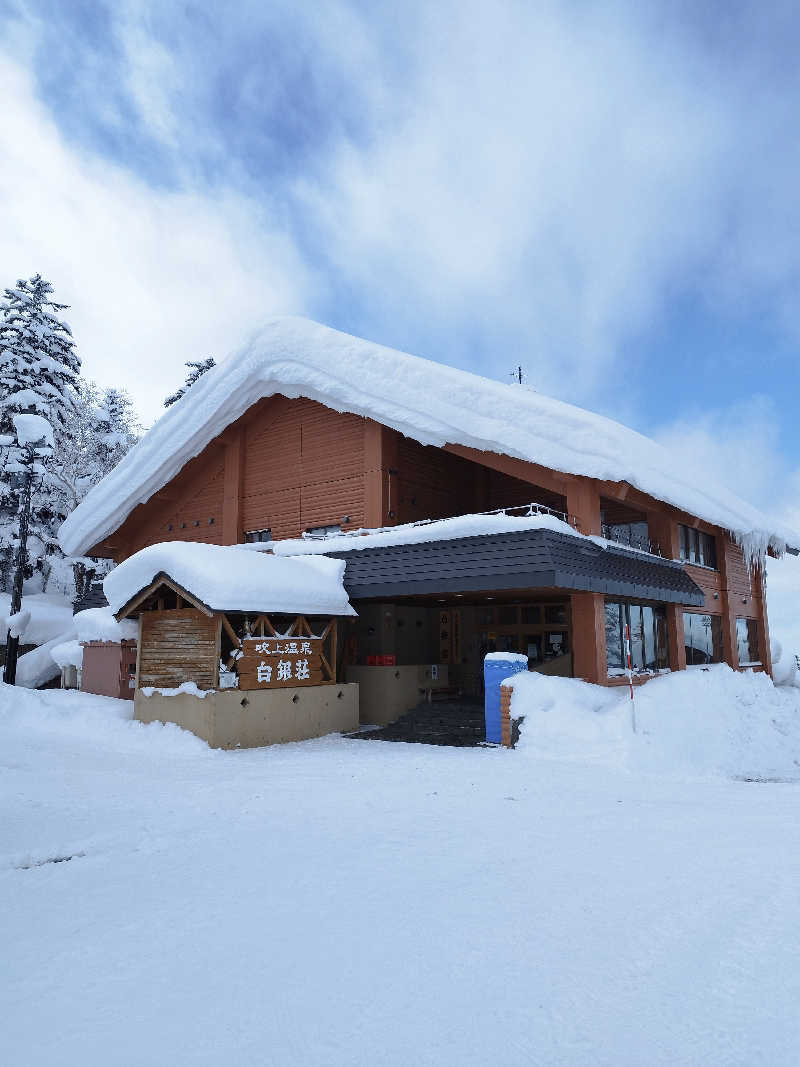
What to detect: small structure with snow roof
<box><xmin>105</xmin><ymin>542</ymin><xmax>358</xmax><ymax>748</ymax></box>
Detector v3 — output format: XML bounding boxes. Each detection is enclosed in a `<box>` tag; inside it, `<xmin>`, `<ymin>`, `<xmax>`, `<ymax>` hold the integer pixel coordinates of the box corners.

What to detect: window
<box><xmin>544</xmin><ymin>604</ymin><xmax>567</xmax><ymax>625</ymax></box>
<box><xmin>602</xmin><ymin>520</ymin><xmax>650</xmax><ymax>552</ymax></box>
<box><xmin>244</xmin><ymin>528</ymin><xmax>272</xmax><ymax>543</ymax></box>
<box><xmin>683</xmin><ymin>612</ymin><xmax>722</xmax><ymax>665</ymax></box>
<box><xmin>678</xmin><ymin>525</ymin><xmax>717</xmax><ymax>569</ymax></box>
<box><xmin>305</xmin><ymin>524</ymin><xmax>342</xmax><ymax>538</ymax></box>
<box><xmin>736</xmin><ymin>618</ymin><xmax>760</xmax><ymax>666</ymax></box>
<box><xmin>605</xmin><ymin>600</ymin><xmax>669</xmax><ymax>674</ymax></box>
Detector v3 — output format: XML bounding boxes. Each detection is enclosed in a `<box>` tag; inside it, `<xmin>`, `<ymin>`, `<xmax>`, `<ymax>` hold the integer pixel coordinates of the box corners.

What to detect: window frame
<box><xmin>244</xmin><ymin>528</ymin><xmax>272</xmax><ymax>544</ymax></box>
<box><xmin>678</xmin><ymin>524</ymin><xmax>717</xmax><ymax>569</ymax></box>
<box><xmin>735</xmin><ymin>617</ymin><xmax>761</xmax><ymax>667</ymax></box>
<box><xmin>604</xmin><ymin>599</ymin><xmax>669</xmax><ymax>675</ymax></box>
<box><xmin>683</xmin><ymin>611</ymin><xmax>723</xmax><ymax>666</ymax></box>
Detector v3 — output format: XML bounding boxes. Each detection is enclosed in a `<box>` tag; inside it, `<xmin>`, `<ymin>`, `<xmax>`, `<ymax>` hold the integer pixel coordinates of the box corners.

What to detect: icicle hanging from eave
<box><xmin>731</xmin><ymin>528</ymin><xmax>786</xmax><ymax>574</ymax></box>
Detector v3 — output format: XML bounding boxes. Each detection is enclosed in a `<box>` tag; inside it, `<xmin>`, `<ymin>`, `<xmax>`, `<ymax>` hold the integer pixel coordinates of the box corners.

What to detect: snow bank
<box><xmin>0</xmin><ymin>592</ymin><xmax>73</xmax><ymax>645</ymax></box>
<box><xmin>50</xmin><ymin>640</ymin><xmax>83</xmax><ymax>670</ymax></box>
<box><xmin>17</xmin><ymin>630</ymin><xmax>76</xmax><ymax>688</ymax></box>
<box><xmin>73</xmin><ymin>607</ymin><xmax>138</xmax><ymax>644</ymax></box>
<box><xmin>103</xmin><ymin>541</ymin><xmax>356</xmax><ymax>617</ymax></box>
<box><xmin>506</xmin><ymin>666</ymin><xmax>800</xmax><ymax>780</ymax></box>
<box><xmin>59</xmin><ymin>317</ymin><xmax>799</xmax><ymax>560</ymax></box>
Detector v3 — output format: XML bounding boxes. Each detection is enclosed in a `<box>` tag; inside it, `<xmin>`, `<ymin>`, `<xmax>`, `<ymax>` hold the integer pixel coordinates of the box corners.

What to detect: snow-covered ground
<box><xmin>3</xmin><ymin>678</ymin><xmax>800</xmax><ymax>1066</ymax></box>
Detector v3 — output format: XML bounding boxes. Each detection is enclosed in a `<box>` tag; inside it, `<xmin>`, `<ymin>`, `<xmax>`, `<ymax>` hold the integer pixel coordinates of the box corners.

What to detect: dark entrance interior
<box><xmin>341</xmin><ymin>592</ymin><xmax>573</xmax><ymax>740</ymax></box>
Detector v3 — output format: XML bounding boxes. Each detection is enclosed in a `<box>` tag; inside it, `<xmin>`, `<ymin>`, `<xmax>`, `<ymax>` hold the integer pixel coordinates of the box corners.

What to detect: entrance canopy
<box><xmin>328</xmin><ymin>527</ymin><xmax>705</xmax><ymax>605</ymax></box>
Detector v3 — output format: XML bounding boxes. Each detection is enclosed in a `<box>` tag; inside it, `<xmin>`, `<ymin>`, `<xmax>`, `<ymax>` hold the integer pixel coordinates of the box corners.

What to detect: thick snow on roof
<box><xmin>251</xmin><ymin>509</ymin><xmax>579</xmax><ymax>556</ymax></box>
<box><xmin>59</xmin><ymin>316</ymin><xmax>798</xmax><ymax>558</ymax></box>
<box><xmin>104</xmin><ymin>541</ymin><xmax>356</xmax><ymax>617</ymax></box>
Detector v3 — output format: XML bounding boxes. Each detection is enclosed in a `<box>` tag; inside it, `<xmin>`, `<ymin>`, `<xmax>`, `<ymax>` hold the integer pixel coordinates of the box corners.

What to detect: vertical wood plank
<box><xmin>222</xmin><ymin>425</ymin><xmax>244</xmax><ymax>544</ymax></box>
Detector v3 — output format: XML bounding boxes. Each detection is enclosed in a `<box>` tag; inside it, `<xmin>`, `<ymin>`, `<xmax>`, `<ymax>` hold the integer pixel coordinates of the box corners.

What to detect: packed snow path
<box><xmin>3</xmin><ymin>687</ymin><xmax>800</xmax><ymax>1065</ymax></box>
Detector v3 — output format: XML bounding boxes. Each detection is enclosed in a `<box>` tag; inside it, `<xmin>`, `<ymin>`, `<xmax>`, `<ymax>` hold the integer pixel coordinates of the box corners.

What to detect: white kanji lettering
<box><xmin>300</xmin><ymin>641</ymin><xmax>312</xmax><ymax>653</ymax></box>
<box><xmin>295</xmin><ymin>659</ymin><xmax>310</xmax><ymax>680</ymax></box>
<box><xmin>286</xmin><ymin>641</ymin><xmax>298</xmax><ymax>654</ymax></box>
<box><xmin>277</xmin><ymin>660</ymin><xmax>293</xmax><ymax>682</ymax></box>
<box><xmin>256</xmin><ymin>661</ymin><xmax>272</xmax><ymax>684</ymax></box>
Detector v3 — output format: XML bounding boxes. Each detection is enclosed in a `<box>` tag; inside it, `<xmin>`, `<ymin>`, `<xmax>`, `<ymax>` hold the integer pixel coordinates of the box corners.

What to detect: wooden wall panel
<box><xmin>683</xmin><ymin>563</ymin><xmax>723</xmax><ymax>614</ymax></box>
<box><xmin>487</xmin><ymin>469</ymin><xmax>567</xmax><ymax>514</ymax></box>
<box><xmin>724</xmin><ymin>542</ymin><xmax>755</xmax><ymax>609</ymax></box>
<box><xmin>241</xmin><ymin>487</ymin><xmax>301</xmax><ymax>541</ymax></box>
<box><xmin>128</xmin><ymin>459</ymin><xmax>226</xmax><ymax>555</ymax></box>
<box><xmin>138</xmin><ymin>610</ymin><xmax>219</xmax><ymax>690</ymax></box>
<box><xmin>241</xmin><ymin>396</ymin><xmax>367</xmax><ymax>539</ymax></box>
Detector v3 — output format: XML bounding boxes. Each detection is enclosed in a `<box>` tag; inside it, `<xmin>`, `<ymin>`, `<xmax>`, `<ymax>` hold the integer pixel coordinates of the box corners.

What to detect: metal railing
<box><xmin>299</xmin><ymin>500</ymin><xmax>572</xmax><ymax>543</ymax></box>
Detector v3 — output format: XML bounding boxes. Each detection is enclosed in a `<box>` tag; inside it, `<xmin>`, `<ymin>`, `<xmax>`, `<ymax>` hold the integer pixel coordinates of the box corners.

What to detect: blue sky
<box><xmin>2</xmin><ymin>0</ymin><xmax>799</xmax><ymax>521</ymax></box>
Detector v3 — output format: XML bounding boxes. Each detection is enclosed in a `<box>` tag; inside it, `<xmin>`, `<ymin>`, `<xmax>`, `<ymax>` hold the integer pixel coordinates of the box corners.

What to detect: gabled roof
<box><xmin>59</xmin><ymin>316</ymin><xmax>798</xmax><ymax>559</ymax></box>
<box><xmin>103</xmin><ymin>542</ymin><xmax>356</xmax><ymax>619</ymax></box>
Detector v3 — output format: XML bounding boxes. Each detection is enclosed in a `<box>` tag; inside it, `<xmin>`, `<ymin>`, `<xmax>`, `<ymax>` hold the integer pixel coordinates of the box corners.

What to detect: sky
<box><xmin>1</xmin><ymin>0</ymin><xmax>799</xmax><ymax>529</ymax></box>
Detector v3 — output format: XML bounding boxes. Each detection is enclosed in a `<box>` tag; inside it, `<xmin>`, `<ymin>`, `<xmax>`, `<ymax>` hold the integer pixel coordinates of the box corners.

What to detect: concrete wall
<box><xmin>345</xmin><ymin>664</ymin><xmax>449</xmax><ymax>725</ymax></box>
<box><xmin>134</xmin><ymin>683</ymin><xmax>359</xmax><ymax>749</ymax></box>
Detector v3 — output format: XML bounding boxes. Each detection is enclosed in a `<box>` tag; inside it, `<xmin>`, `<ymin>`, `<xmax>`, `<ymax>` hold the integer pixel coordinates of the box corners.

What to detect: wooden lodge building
<box><xmin>61</xmin><ymin>317</ymin><xmax>798</xmax><ymax>735</ymax></box>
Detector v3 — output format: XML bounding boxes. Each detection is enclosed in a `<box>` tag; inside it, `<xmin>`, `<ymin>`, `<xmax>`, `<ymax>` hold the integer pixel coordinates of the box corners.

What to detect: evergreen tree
<box><xmin>164</xmin><ymin>357</ymin><xmax>216</xmax><ymax>407</ymax></box>
<box><xmin>0</xmin><ymin>275</ymin><xmax>81</xmax><ymax>591</ymax></box>
<box><xmin>50</xmin><ymin>381</ymin><xmax>141</xmax><ymax>597</ymax></box>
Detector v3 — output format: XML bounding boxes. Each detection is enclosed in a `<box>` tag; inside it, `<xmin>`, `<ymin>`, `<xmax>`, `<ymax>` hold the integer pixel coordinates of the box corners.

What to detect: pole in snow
<box><xmin>624</xmin><ymin>623</ymin><xmax>636</xmax><ymax>733</ymax></box>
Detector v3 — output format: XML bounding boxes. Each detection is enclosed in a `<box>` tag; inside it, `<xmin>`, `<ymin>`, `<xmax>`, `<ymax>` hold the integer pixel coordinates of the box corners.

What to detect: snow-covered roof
<box><xmin>103</xmin><ymin>541</ymin><xmax>356</xmax><ymax>618</ymax></box>
<box><xmin>59</xmin><ymin>316</ymin><xmax>799</xmax><ymax>558</ymax></box>
<box><xmin>253</xmin><ymin>510</ymin><xmax>579</xmax><ymax>556</ymax></box>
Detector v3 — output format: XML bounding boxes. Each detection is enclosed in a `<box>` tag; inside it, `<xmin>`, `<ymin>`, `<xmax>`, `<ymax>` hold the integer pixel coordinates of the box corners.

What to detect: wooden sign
<box><xmin>237</xmin><ymin>635</ymin><xmax>324</xmax><ymax>689</ymax></box>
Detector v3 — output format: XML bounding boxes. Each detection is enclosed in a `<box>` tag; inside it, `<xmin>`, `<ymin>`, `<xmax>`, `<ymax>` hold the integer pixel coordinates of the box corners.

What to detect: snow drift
<box><xmin>505</xmin><ymin>666</ymin><xmax>800</xmax><ymax>780</ymax></box>
<box><xmin>59</xmin><ymin>317</ymin><xmax>799</xmax><ymax>559</ymax></box>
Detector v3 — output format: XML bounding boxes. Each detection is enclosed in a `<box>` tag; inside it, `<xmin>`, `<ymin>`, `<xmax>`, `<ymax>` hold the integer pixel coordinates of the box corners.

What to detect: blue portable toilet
<box><xmin>484</xmin><ymin>652</ymin><xmax>529</xmax><ymax>743</ymax></box>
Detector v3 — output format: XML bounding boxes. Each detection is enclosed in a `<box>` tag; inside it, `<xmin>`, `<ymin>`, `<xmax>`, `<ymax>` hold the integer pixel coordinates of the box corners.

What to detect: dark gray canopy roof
<box><xmin>330</xmin><ymin>528</ymin><xmax>705</xmax><ymax>605</ymax></box>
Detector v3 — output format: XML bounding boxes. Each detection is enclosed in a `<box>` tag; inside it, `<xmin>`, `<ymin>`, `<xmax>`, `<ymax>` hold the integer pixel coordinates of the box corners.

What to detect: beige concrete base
<box><xmin>344</xmin><ymin>664</ymin><xmax>449</xmax><ymax>725</ymax></box>
<box><xmin>134</xmin><ymin>683</ymin><xmax>359</xmax><ymax>749</ymax></box>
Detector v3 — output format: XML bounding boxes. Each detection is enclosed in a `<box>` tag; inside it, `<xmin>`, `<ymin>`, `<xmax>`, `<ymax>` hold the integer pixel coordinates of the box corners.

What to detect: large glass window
<box><xmin>605</xmin><ymin>601</ymin><xmax>669</xmax><ymax>674</ymax></box>
<box><xmin>678</xmin><ymin>525</ymin><xmax>717</xmax><ymax>569</ymax></box>
<box><xmin>683</xmin><ymin>612</ymin><xmax>723</xmax><ymax>665</ymax></box>
<box><xmin>736</xmin><ymin>618</ymin><xmax>760</xmax><ymax>666</ymax></box>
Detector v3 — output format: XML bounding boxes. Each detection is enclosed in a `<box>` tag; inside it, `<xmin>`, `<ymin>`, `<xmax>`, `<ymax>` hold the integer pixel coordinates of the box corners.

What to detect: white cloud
<box><xmin>0</xmin><ymin>50</ymin><xmax>315</xmax><ymax>423</ymax></box>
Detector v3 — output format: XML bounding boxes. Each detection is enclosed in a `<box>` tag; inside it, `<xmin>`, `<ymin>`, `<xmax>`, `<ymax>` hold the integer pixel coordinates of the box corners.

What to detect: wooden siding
<box><xmin>138</xmin><ymin>609</ymin><xmax>219</xmax><ymax>690</ymax></box>
<box><xmin>392</xmin><ymin>434</ymin><xmax>565</xmax><ymax>525</ymax></box>
<box><xmin>241</xmin><ymin>397</ymin><xmax>366</xmax><ymax>540</ymax></box>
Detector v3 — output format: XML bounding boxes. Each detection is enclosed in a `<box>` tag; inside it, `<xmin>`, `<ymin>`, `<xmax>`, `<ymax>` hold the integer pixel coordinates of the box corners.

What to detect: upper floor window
<box><xmin>600</xmin><ymin>498</ymin><xmax>650</xmax><ymax>552</ymax></box>
<box><xmin>736</xmin><ymin>618</ymin><xmax>760</xmax><ymax>667</ymax></box>
<box><xmin>678</xmin><ymin>524</ymin><xmax>717</xmax><ymax>569</ymax></box>
<box><xmin>244</xmin><ymin>528</ymin><xmax>272</xmax><ymax>543</ymax></box>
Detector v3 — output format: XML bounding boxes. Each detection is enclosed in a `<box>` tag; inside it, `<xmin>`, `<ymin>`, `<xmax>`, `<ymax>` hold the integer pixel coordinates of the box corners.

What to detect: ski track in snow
<box><xmin>2</xmin><ymin>687</ymin><xmax>800</xmax><ymax>1065</ymax></box>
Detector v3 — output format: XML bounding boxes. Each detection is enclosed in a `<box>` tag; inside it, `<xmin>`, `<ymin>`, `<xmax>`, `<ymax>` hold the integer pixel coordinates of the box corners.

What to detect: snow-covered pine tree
<box><xmin>164</xmin><ymin>357</ymin><xmax>216</xmax><ymax>407</ymax></box>
<box><xmin>0</xmin><ymin>275</ymin><xmax>81</xmax><ymax>591</ymax></box>
<box><xmin>50</xmin><ymin>381</ymin><xmax>141</xmax><ymax>597</ymax></box>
